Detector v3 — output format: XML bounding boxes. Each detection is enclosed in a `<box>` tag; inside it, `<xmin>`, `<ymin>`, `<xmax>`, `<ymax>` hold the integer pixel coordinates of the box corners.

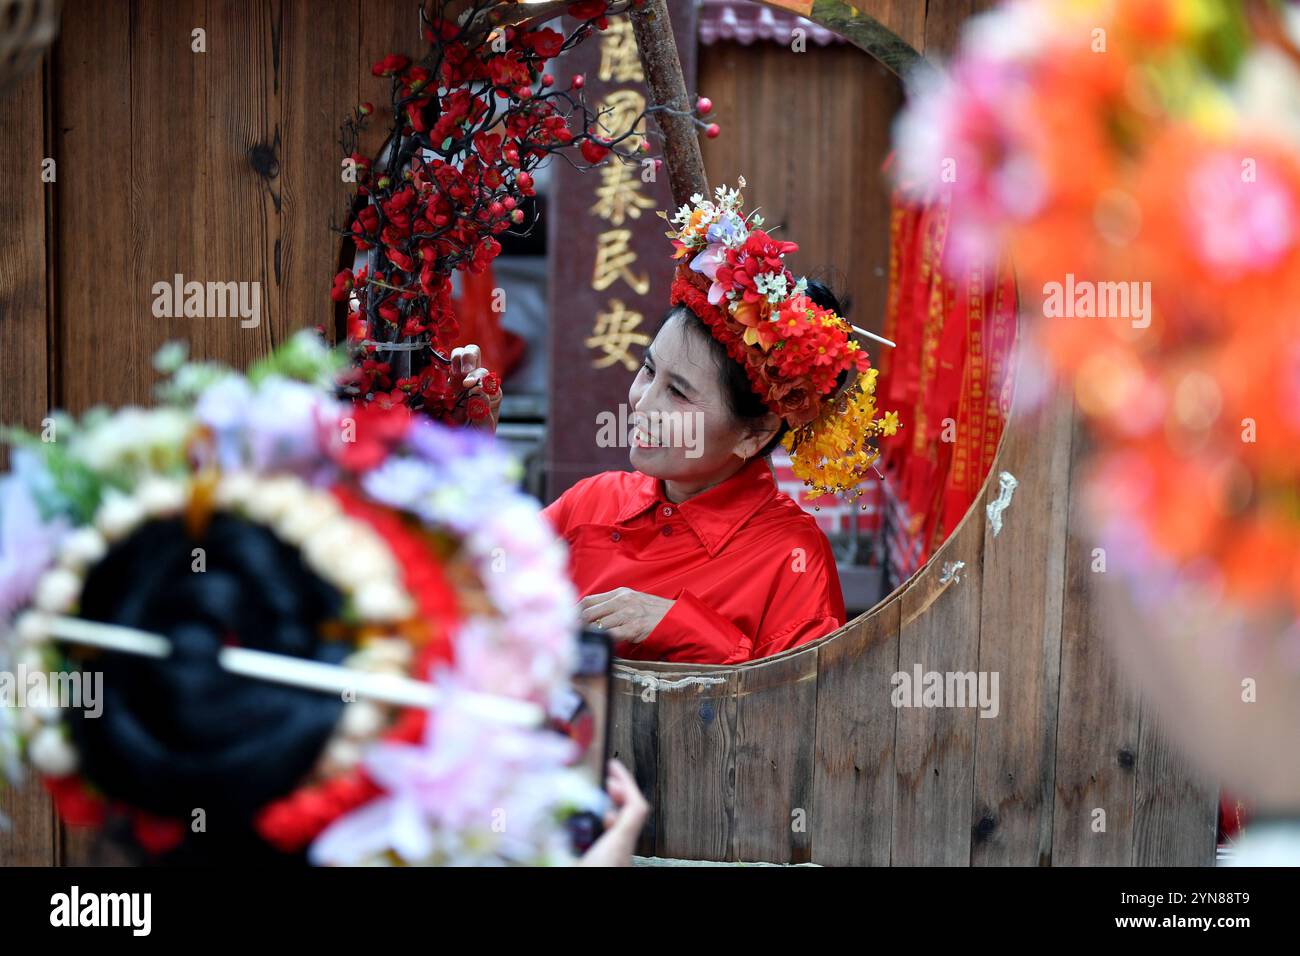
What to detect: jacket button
<box><xmin>610</xmin><ymin>531</ymin><xmax>621</xmax><ymax>542</ymax></box>
<box><xmin>661</xmin><ymin>506</ymin><xmax>673</xmax><ymax>517</ymax></box>
<box><xmin>662</xmin><ymin>525</ymin><xmax>673</xmax><ymax>536</ymax></box>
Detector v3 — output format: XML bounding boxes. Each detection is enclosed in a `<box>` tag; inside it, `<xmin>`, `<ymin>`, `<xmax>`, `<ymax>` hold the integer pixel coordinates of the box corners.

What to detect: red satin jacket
<box><xmin>541</xmin><ymin>456</ymin><xmax>846</xmax><ymax>664</ymax></box>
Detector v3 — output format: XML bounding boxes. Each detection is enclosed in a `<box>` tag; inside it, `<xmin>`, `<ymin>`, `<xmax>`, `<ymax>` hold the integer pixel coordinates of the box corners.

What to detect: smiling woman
<box><xmin>535</xmin><ymin>275</ymin><xmax>859</xmax><ymax>665</ymax></box>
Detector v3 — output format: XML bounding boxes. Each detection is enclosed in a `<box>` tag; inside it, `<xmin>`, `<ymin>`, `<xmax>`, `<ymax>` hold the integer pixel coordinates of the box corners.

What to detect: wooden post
<box><xmin>628</xmin><ymin>0</ymin><xmax>708</xmax><ymax>207</ymax></box>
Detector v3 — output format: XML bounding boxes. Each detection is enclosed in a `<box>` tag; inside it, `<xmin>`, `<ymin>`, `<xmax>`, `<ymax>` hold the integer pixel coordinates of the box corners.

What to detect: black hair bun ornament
<box><xmin>0</xmin><ymin>332</ymin><xmax>597</xmax><ymax>865</ymax></box>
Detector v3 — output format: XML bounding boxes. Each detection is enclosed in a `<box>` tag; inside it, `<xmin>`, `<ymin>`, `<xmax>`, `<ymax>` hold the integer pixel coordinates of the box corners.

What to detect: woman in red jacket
<box><xmin>541</xmin><ymin>279</ymin><xmax>852</xmax><ymax>665</ymax></box>
<box><xmin>474</xmin><ymin>181</ymin><xmax>895</xmax><ymax>664</ymax></box>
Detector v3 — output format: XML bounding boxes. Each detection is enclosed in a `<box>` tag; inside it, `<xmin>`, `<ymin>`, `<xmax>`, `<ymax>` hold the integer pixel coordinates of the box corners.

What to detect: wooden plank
<box><xmin>0</xmin><ymin>59</ymin><xmax>56</xmax><ymax>867</ymax></box>
<box><xmin>921</xmin><ymin>0</ymin><xmax>1000</xmax><ymax>59</ymax></box>
<box><xmin>809</xmin><ymin>598</ymin><xmax>900</xmax><ymax>865</ymax></box>
<box><xmin>1133</xmin><ymin>700</ymin><xmax>1219</xmax><ymax>866</ymax></box>
<box><xmin>653</xmin><ymin>669</ymin><xmax>738</xmax><ymax>861</ymax></box>
<box><xmin>849</xmin><ymin>0</ymin><xmax>926</xmax><ymax>55</ymax></box>
<box><xmin>201</xmin><ymin>0</ymin><xmax>279</xmax><ymax>365</ymax></box>
<box><xmin>732</xmin><ymin>649</ymin><xmax>818</xmax><ymax>863</ymax></box>
<box><xmin>1051</xmin><ymin>416</ymin><xmax>1142</xmax><ymax>865</ymax></box>
<box><xmin>891</xmin><ymin>500</ymin><xmax>984</xmax><ymax>865</ymax></box>
<box><xmin>53</xmin><ymin>0</ymin><xmax>134</xmax><ymax>414</ymax></box>
<box><xmin>608</xmin><ymin>665</ymin><xmax>661</xmax><ymax>857</ymax></box>
<box><xmin>969</xmin><ymin>390</ymin><xmax>1073</xmax><ymax>865</ymax></box>
<box><xmin>280</xmin><ymin>0</ymin><xmax>358</xmax><ymax>346</ymax></box>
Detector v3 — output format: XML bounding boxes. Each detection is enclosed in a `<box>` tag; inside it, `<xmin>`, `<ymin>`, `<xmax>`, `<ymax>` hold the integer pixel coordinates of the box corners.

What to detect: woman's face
<box><xmin>627</xmin><ymin>313</ymin><xmax>778</xmax><ymax>482</ymax></box>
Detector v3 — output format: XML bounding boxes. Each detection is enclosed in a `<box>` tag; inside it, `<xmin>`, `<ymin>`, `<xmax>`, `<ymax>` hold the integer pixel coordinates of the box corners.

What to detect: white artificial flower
<box><xmin>33</xmin><ymin>568</ymin><xmax>81</xmax><ymax>615</ymax></box>
<box><xmin>28</xmin><ymin>726</ymin><xmax>78</xmax><ymax>778</ymax></box>
<box><xmin>57</xmin><ymin>527</ymin><xmax>107</xmax><ymax>572</ymax></box>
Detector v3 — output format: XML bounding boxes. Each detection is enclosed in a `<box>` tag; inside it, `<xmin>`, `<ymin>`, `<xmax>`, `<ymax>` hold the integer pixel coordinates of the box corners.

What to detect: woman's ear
<box><xmin>732</xmin><ymin>412</ymin><xmax>783</xmax><ymax>459</ymax></box>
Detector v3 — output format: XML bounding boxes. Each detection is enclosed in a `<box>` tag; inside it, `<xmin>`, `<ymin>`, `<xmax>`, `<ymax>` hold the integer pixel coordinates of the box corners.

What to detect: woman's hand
<box><xmin>578</xmin><ymin>587</ymin><xmax>674</xmax><ymax>644</ymax></box>
<box><xmin>448</xmin><ymin>343</ymin><xmax>501</xmax><ymax>433</ymax></box>
<box><xmin>577</xmin><ymin>759</ymin><xmax>648</xmax><ymax>867</ymax></box>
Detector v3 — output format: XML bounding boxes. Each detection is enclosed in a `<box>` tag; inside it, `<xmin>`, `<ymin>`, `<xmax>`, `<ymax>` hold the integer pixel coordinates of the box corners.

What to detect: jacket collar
<box><xmin>616</xmin><ymin>456</ymin><xmax>778</xmax><ymax>557</ymax></box>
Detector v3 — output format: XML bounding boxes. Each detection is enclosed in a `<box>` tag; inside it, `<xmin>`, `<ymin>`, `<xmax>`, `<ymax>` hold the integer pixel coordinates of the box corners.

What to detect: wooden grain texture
<box><xmin>848</xmin><ymin>0</ymin><xmax>926</xmax><ymax>54</ymax></box>
<box><xmin>280</xmin><ymin>0</ymin><xmax>358</xmax><ymax>346</ymax></box>
<box><xmin>608</xmin><ymin>665</ymin><xmax>661</xmax><ymax>857</ymax></box>
<box><xmin>810</xmin><ymin>597</ymin><xmax>900</xmax><ymax>866</ymax></box>
<box><xmin>920</xmin><ymin>0</ymin><xmax>1001</xmax><ymax>58</ymax></box>
<box><xmin>653</xmin><ymin>669</ymin><xmax>738</xmax><ymax>861</ymax></box>
<box><xmin>1051</xmin><ymin>419</ymin><xmax>1142</xmax><ymax>865</ymax></box>
<box><xmin>53</xmin><ymin>0</ymin><xmax>134</xmax><ymax>413</ymax></box>
<box><xmin>969</xmin><ymin>387</ymin><xmax>1073</xmax><ymax>866</ymax></box>
<box><xmin>733</xmin><ymin>648</ymin><xmax>819</xmax><ymax>863</ymax></box>
<box><xmin>203</xmin><ymin>0</ymin><xmax>279</xmax><ymax>365</ymax></box>
<box><xmin>0</xmin><ymin>60</ymin><xmax>57</xmax><ymax>867</ymax></box>
<box><xmin>1133</xmin><ymin>700</ymin><xmax>1219</xmax><ymax>866</ymax></box>
<box><xmin>891</xmin><ymin>494</ymin><xmax>984</xmax><ymax>865</ymax></box>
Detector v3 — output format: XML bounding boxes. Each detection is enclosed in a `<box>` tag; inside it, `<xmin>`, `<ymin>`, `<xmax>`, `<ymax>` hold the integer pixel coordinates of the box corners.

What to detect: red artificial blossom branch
<box><xmin>330</xmin><ymin>0</ymin><xmax>714</xmax><ymax>420</ymax></box>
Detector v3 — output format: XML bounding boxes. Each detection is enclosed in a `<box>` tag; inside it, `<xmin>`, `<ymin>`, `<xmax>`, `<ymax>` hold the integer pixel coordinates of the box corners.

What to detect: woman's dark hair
<box><xmin>658</xmin><ymin>277</ymin><xmax>851</xmax><ymax>459</ymax></box>
<box><xmin>70</xmin><ymin>513</ymin><xmax>352</xmax><ymax>865</ymax></box>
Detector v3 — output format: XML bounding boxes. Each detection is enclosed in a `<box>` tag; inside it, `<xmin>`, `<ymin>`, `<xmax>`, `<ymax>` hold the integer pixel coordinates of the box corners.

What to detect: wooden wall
<box><xmin>0</xmin><ymin>0</ymin><xmax>1217</xmax><ymax>865</ymax></box>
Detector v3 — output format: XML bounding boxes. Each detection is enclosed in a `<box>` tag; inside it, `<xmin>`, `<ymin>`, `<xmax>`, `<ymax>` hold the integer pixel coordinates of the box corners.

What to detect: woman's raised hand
<box><xmin>449</xmin><ymin>343</ymin><xmax>501</xmax><ymax>433</ymax></box>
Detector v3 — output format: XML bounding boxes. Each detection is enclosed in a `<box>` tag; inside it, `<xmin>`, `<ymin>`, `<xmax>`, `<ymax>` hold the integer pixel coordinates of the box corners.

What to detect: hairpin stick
<box><xmin>850</xmin><ymin>324</ymin><xmax>897</xmax><ymax>349</ymax></box>
<box><xmin>41</xmin><ymin>616</ymin><xmax>543</xmax><ymax>727</ymax></box>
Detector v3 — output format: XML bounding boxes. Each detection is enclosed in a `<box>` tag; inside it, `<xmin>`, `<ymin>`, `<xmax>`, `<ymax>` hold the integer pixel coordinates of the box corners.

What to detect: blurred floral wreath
<box><xmin>892</xmin><ymin>0</ymin><xmax>1300</xmax><ymax>667</ymax></box>
<box><xmin>0</xmin><ymin>332</ymin><xmax>594</xmax><ymax>865</ymax></box>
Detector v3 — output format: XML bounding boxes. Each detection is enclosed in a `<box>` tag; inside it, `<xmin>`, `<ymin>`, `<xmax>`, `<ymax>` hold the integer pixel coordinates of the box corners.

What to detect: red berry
<box><xmin>503</xmin><ymin>196</ymin><xmax>516</xmax><ymax>210</ymax></box>
<box><xmin>541</xmin><ymin>74</ymin><xmax>554</xmax><ymax>87</ymax></box>
<box><xmin>705</xmin><ymin>123</ymin><xmax>720</xmax><ymax>139</ymax></box>
<box><xmin>511</xmin><ymin>208</ymin><xmax>525</xmax><ymax>223</ymax></box>
<box><xmin>358</xmin><ymin>102</ymin><xmax>374</xmax><ymax>115</ymax></box>
<box><xmin>572</xmin><ymin>74</ymin><xmax>584</xmax><ymax>89</ymax></box>
<box><xmin>696</xmin><ymin>96</ymin><xmax>712</xmax><ymax>114</ymax></box>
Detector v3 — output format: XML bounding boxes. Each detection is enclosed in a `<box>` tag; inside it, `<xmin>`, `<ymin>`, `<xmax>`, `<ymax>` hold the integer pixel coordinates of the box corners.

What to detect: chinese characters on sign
<box><xmin>585</xmin><ymin>21</ymin><xmax>655</xmax><ymax>372</ymax></box>
<box><xmin>546</xmin><ymin>5</ymin><xmax>698</xmax><ymax>498</ymax></box>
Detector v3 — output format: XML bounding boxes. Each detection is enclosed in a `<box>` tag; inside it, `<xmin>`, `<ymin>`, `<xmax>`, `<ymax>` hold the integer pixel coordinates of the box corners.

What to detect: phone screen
<box><xmin>547</xmin><ymin>628</ymin><xmax>612</xmax><ymax>854</ymax></box>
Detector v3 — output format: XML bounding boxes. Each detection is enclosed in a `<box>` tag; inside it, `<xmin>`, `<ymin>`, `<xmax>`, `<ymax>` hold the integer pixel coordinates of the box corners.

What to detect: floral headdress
<box><xmin>662</xmin><ymin>177</ymin><xmax>900</xmax><ymax>501</ymax></box>
<box><xmin>0</xmin><ymin>333</ymin><xmax>597</xmax><ymax>864</ymax></box>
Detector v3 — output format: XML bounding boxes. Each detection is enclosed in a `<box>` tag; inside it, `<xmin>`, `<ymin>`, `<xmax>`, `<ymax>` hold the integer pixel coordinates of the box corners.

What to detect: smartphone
<box><xmin>548</xmin><ymin>628</ymin><xmax>612</xmax><ymax>855</ymax></box>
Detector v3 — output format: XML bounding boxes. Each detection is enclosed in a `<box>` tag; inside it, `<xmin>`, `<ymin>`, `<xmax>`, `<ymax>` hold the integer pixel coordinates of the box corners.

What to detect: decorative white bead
<box><xmin>28</xmin><ymin>726</ymin><xmax>79</xmax><ymax>777</ymax></box>
<box><xmin>274</xmin><ymin>495</ymin><xmax>338</xmax><ymax>544</ymax></box>
<box><xmin>135</xmin><ymin>476</ymin><xmax>187</xmax><ymax>515</ymax></box>
<box><xmin>214</xmin><ymin>471</ymin><xmax>256</xmax><ymax>508</ymax></box>
<box><xmin>95</xmin><ymin>492</ymin><xmax>146</xmax><ymax>541</ymax></box>
<box><xmin>352</xmin><ymin>580</ymin><xmax>415</xmax><ymax>622</ymax></box>
<box><xmin>18</xmin><ymin>708</ymin><xmax>42</xmax><ymax>735</ymax></box>
<box><xmin>58</xmin><ymin>527</ymin><xmax>108</xmax><ymax>572</ymax></box>
<box><xmin>243</xmin><ymin>477</ymin><xmax>302</xmax><ymax>523</ymax></box>
<box><xmin>339</xmin><ymin>701</ymin><xmax>386</xmax><ymax>739</ymax></box>
<box><xmin>33</xmin><ymin>569</ymin><xmax>81</xmax><ymax>615</ymax></box>
<box><xmin>13</xmin><ymin>610</ymin><xmax>51</xmax><ymax>647</ymax></box>
<box><xmin>320</xmin><ymin>737</ymin><xmax>362</xmax><ymax>775</ymax></box>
